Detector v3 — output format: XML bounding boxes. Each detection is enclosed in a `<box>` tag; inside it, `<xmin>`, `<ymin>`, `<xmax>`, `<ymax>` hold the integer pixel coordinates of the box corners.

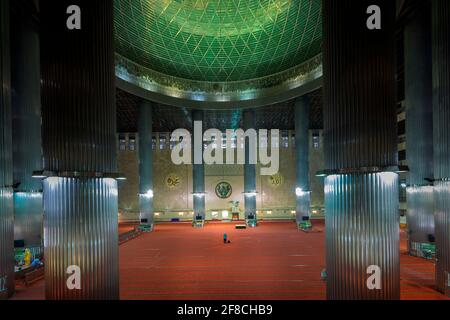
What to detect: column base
<box><xmin>244</xmin><ymin>195</ymin><xmax>257</xmax><ymax>226</ymax></box>
<box><xmin>43</xmin><ymin>177</ymin><xmax>119</xmax><ymax>300</ymax></box>
<box><xmin>245</xmin><ymin>219</ymin><xmax>257</xmax><ymax>228</ymax></box>
<box><xmin>192</xmin><ymin>219</ymin><xmax>205</xmax><ymax>228</ymax></box>
<box><xmin>0</xmin><ymin>187</ymin><xmax>14</xmax><ymax>300</ymax></box>
<box><xmin>296</xmin><ymin>192</ymin><xmax>311</xmax><ymax>228</ymax></box>
<box><xmin>138</xmin><ymin>224</ymin><xmax>154</xmax><ymax>233</ymax></box>
<box><xmin>406</xmin><ymin>186</ymin><xmax>435</xmax><ymax>259</ymax></box>
<box><xmin>139</xmin><ymin>196</ymin><xmax>154</xmax><ymax>232</ymax></box>
<box><xmin>325</xmin><ymin>172</ymin><xmax>400</xmax><ymax>300</ymax></box>
<box><xmin>434</xmin><ymin>181</ymin><xmax>450</xmax><ymax>296</ymax></box>
<box><xmin>193</xmin><ymin>195</ymin><xmax>206</xmax><ymax>223</ymax></box>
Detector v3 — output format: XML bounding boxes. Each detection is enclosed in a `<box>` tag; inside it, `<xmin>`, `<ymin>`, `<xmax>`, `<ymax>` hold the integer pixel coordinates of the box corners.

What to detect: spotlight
<box><xmin>46</xmin><ymin>177</ymin><xmax>60</xmax><ymax>187</ymax></box>
<box><xmin>315</xmin><ymin>171</ymin><xmax>327</xmax><ymax>177</ymax></box>
<box><xmin>379</xmin><ymin>172</ymin><xmax>397</xmax><ymax>184</ymax></box>
<box><xmin>32</xmin><ymin>171</ymin><xmax>47</xmax><ymax>179</ymax></box>
<box><xmin>192</xmin><ymin>192</ymin><xmax>206</xmax><ymax>198</ymax></box>
<box><xmin>140</xmin><ymin>190</ymin><xmax>154</xmax><ymax>198</ymax></box>
<box><xmin>296</xmin><ymin>187</ymin><xmax>309</xmax><ymax>197</ymax></box>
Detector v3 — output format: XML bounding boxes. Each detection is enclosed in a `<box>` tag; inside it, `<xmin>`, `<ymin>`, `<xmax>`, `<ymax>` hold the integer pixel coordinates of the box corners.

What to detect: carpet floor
<box><xmin>11</xmin><ymin>220</ymin><xmax>448</xmax><ymax>300</ymax></box>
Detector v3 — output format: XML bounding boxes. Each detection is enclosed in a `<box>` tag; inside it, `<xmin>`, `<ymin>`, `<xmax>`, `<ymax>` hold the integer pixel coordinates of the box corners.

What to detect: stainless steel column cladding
<box><xmin>295</xmin><ymin>97</ymin><xmax>311</xmax><ymax>223</ymax></box>
<box><xmin>404</xmin><ymin>1</ymin><xmax>434</xmax><ymax>256</ymax></box>
<box><xmin>0</xmin><ymin>0</ymin><xmax>15</xmax><ymax>300</ymax></box>
<box><xmin>325</xmin><ymin>173</ymin><xmax>400</xmax><ymax>300</ymax></box>
<box><xmin>138</xmin><ymin>101</ymin><xmax>154</xmax><ymax>228</ymax></box>
<box><xmin>40</xmin><ymin>0</ymin><xmax>119</xmax><ymax>299</ymax></box>
<box><xmin>323</xmin><ymin>0</ymin><xmax>399</xmax><ymax>299</ymax></box>
<box><xmin>432</xmin><ymin>0</ymin><xmax>450</xmax><ymax>296</ymax></box>
<box><xmin>11</xmin><ymin>0</ymin><xmax>43</xmax><ymax>248</ymax></box>
<box><xmin>243</xmin><ymin>109</ymin><xmax>257</xmax><ymax>220</ymax></box>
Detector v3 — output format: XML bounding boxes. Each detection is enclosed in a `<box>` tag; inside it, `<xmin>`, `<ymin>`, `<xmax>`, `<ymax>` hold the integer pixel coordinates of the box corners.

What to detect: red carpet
<box><xmin>399</xmin><ymin>229</ymin><xmax>444</xmax><ymax>300</ymax></box>
<box><xmin>119</xmin><ymin>222</ymin><xmax>139</xmax><ymax>235</ymax></box>
<box><xmin>120</xmin><ymin>221</ymin><xmax>326</xmax><ymax>300</ymax></box>
<box><xmin>11</xmin><ymin>221</ymin><xmax>449</xmax><ymax>300</ymax></box>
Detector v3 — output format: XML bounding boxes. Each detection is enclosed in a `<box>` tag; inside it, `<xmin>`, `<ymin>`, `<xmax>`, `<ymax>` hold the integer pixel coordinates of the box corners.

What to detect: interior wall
<box><xmin>117</xmin><ymin>130</ymin><xmax>324</xmax><ymax>222</ymax></box>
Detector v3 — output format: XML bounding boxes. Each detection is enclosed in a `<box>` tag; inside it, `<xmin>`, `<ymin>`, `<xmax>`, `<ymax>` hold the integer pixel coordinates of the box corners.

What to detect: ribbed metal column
<box><xmin>407</xmin><ymin>187</ymin><xmax>434</xmax><ymax>246</ymax></box>
<box><xmin>13</xmin><ymin>194</ymin><xmax>42</xmax><ymax>247</ymax></box>
<box><xmin>192</xmin><ymin>109</ymin><xmax>205</xmax><ymax>220</ymax></box>
<box><xmin>11</xmin><ymin>1</ymin><xmax>43</xmax><ymax>248</ymax></box>
<box><xmin>43</xmin><ymin>178</ymin><xmax>118</xmax><ymax>300</ymax></box>
<box><xmin>435</xmin><ymin>182</ymin><xmax>450</xmax><ymax>295</ymax></box>
<box><xmin>295</xmin><ymin>97</ymin><xmax>311</xmax><ymax>224</ymax></box>
<box><xmin>40</xmin><ymin>0</ymin><xmax>118</xmax><ymax>300</ymax></box>
<box><xmin>404</xmin><ymin>1</ymin><xmax>434</xmax><ymax>255</ymax></box>
<box><xmin>243</xmin><ymin>109</ymin><xmax>257</xmax><ymax>220</ymax></box>
<box><xmin>0</xmin><ymin>0</ymin><xmax>14</xmax><ymax>300</ymax></box>
<box><xmin>138</xmin><ymin>101</ymin><xmax>154</xmax><ymax>229</ymax></box>
<box><xmin>432</xmin><ymin>0</ymin><xmax>450</xmax><ymax>296</ymax></box>
<box><xmin>323</xmin><ymin>0</ymin><xmax>399</xmax><ymax>300</ymax></box>
<box><xmin>325</xmin><ymin>173</ymin><xmax>399</xmax><ymax>299</ymax></box>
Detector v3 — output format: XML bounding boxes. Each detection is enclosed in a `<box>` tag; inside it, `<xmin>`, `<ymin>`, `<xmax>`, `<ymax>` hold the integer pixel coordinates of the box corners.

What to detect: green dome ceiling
<box><xmin>114</xmin><ymin>0</ymin><xmax>322</xmax><ymax>83</ymax></box>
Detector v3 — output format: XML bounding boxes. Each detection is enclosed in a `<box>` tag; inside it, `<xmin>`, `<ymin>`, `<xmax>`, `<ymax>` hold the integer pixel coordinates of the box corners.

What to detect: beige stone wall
<box><xmin>117</xmin><ymin>136</ymin><xmax>139</xmax><ymax>222</ymax></box>
<box><xmin>153</xmin><ymin>147</ymin><xmax>193</xmax><ymax>212</ymax></box>
<box><xmin>117</xmin><ymin>131</ymin><xmax>324</xmax><ymax>222</ymax></box>
<box><xmin>310</xmin><ymin>131</ymin><xmax>325</xmax><ymax>211</ymax></box>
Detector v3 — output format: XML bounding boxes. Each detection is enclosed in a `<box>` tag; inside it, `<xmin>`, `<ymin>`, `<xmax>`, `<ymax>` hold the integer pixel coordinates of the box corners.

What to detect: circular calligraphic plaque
<box><xmin>215</xmin><ymin>182</ymin><xmax>232</xmax><ymax>199</ymax></box>
<box><xmin>165</xmin><ymin>174</ymin><xmax>181</xmax><ymax>188</ymax></box>
<box><xmin>268</xmin><ymin>173</ymin><xmax>284</xmax><ymax>187</ymax></box>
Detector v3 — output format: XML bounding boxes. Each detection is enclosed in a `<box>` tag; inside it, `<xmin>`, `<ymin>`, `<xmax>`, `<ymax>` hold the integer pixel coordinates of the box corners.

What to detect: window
<box><xmin>119</xmin><ymin>135</ymin><xmax>127</xmax><ymax>151</ymax></box>
<box><xmin>281</xmin><ymin>131</ymin><xmax>289</xmax><ymax>148</ymax></box>
<box><xmin>260</xmin><ymin>134</ymin><xmax>268</xmax><ymax>149</ymax></box>
<box><xmin>170</xmin><ymin>136</ymin><xmax>177</xmax><ymax>150</ymax></box>
<box><xmin>211</xmin><ymin>135</ymin><xmax>218</xmax><ymax>149</ymax></box>
<box><xmin>159</xmin><ymin>134</ymin><xmax>167</xmax><ymax>150</ymax></box>
<box><xmin>272</xmin><ymin>132</ymin><xmax>280</xmax><ymax>149</ymax></box>
<box><xmin>128</xmin><ymin>135</ymin><xmax>136</xmax><ymax>151</ymax></box>
<box><xmin>231</xmin><ymin>136</ymin><xmax>237</xmax><ymax>149</ymax></box>
<box><xmin>152</xmin><ymin>135</ymin><xmax>157</xmax><ymax>150</ymax></box>
<box><xmin>221</xmin><ymin>134</ymin><xmax>227</xmax><ymax>149</ymax></box>
<box><xmin>312</xmin><ymin>133</ymin><xmax>320</xmax><ymax>149</ymax></box>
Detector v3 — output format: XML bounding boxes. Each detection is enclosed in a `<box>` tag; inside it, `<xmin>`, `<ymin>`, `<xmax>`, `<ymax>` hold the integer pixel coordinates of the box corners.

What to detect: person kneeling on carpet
<box><xmin>223</xmin><ymin>233</ymin><xmax>231</xmax><ymax>244</ymax></box>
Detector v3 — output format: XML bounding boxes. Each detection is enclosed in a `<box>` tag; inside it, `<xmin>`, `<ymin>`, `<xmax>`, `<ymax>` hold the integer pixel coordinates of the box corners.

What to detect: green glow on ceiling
<box><xmin>114</xmin><ymin>0</ymin><xmax>322</xmax><ymax>82</ymax></box>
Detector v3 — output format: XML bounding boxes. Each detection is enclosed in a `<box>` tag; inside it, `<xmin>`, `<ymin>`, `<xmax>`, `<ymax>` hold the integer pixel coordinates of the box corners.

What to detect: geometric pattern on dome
<box><xmin>114</xmin><ymin>0</ymin><xmax>322</xmax><ymax>82</ymax></box>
